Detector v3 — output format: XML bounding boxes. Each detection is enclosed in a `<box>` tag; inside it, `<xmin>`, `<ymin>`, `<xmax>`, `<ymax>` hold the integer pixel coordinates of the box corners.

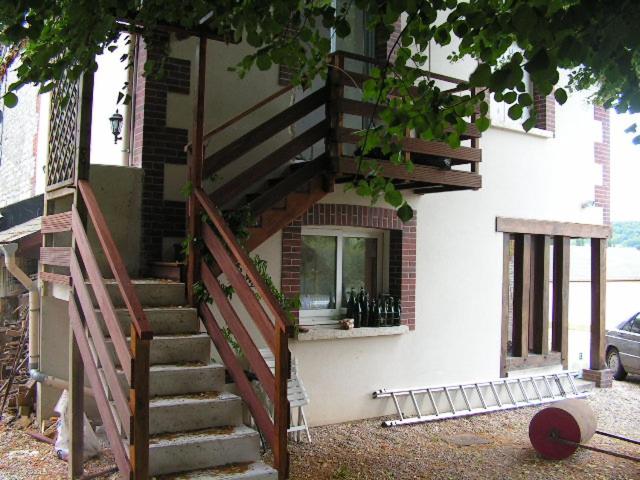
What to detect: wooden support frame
<box><xmin>499</xmin><ymin>217</ymin><xmax>609</xmax><ymax>382</ymax></box>
<box><xmin>186</xmin><ymin>36</ymin><xmax>207</xmax><ymax>305</ymax></box>
<box><xmin>552</xmin><ymin>236</ymin><xmax>570</xmax><ymax>368</ymax></box>
<box><xmin>511</xmin><ymin>234</ymin><xmax>531</xmax><ymax>359</ymax></box>
<box><xmin>590</xmin><ymin>238</ymin><xmax>606</xmax><ymax>370</ymax></box>
<box><xmin>529</xmin><ymin>235</ymin><xmax>550</xmax><ymax>355</ymax></box>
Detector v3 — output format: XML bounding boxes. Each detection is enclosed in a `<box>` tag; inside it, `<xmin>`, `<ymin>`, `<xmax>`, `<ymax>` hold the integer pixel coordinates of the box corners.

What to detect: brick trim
<box><xmin>375</xmin><ymin>18</ymin><xmax>402</xmax><ymax>65</ymax></box>
<box><xmin>533</xmin><ymin>87</ymin><xmax>555</xmax><ymax>133</ymax></box>
<box><xmin>131</xmin><ymin>37</ymin><xmax>191</xmax><ymax>268</ymax></box>
<box><xmin>281</xmin><ymin>203</ymin><xmax>416</xmax><ymax>330</ymax></box>
<box><xmin>593</xmin><ymin>105</ymin><xmax>611</xmax><ymax>225</ymax></box>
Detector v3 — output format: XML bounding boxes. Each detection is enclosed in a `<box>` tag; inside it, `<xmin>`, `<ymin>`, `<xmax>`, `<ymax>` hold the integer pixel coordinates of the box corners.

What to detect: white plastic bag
<box><xmin>53</xmin><ymin>390</ymin><xmax>101</xmax><ymax>461</ymax></box>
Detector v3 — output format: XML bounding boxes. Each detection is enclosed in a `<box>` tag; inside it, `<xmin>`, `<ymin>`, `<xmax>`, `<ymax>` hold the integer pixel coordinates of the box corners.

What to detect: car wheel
<box><xmin>606</xmin><ymin>348</ymin><xmax>627</xmax><ymax>381</ymax></box>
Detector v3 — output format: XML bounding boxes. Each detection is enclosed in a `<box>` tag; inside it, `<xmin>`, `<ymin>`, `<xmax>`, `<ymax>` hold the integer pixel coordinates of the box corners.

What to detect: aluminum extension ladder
<box><xmin>373</xmin><ymin>371</ymin><xmax>589</xmax><ymax>427</ymax></box>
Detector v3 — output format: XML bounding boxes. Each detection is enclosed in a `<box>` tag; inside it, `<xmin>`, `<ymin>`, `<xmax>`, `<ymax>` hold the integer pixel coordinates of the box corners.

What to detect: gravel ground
<box><xmin>0</xmin><ymin>379</ymin><xmax>637</xmax><ymax>479</ymax></box>
<box><xmin>288</xmin><ymin>378</ymin><xmax>640</xmax><ymax>480</ymax></box>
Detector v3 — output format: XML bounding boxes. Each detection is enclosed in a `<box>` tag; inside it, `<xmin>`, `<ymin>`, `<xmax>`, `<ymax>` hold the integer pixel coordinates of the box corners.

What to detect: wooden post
<box><xmin>530</xmin><ymin>235</ymin><xmax>550</xmax><ymax>354</ymax></box>
<box><xmin>590</xmin><ymin>238</ymin><xmax>606</xmax><ymax>370</ymax></box>
<box><xmin>512</xmin><ymin>234</ymin><xmax>531</xmax><ymax>358</ymax></box>
<box><xmin>552</xmin><ymin>236</ymin><xmax>570</xmax><ymax>368</ymax></box>
<box><xmin>129</xmin><ymin>330</ymin><xmax>150</xmax><ymax>479</ymax></box>
<box><xmin>273</xmin><ymin>327</ymin><xmax>290</xmax><ymax>479</ymax></box>
<box><xmin>68</xmin><ymin>306</ymin><xmax>84</xmax><ymax>479</ymax></box>
<box><xmin>186</xmin><ymin>36</ymin><xmax>207</xmax><ymax>305</ymax></box>
<box><xmin>470</xmin><ymin>87</ymin><xmax>480</xmax><ymax>176</ymax></box>
<box><xmin>69</xmin><ymin>70</ymin><xmax>94</xmax><ymax>479</ymax></box>
<box><xmin>325</xmin><ymin>53</ymin><xmax>344</xmax><ymax>176</ymax></box>
<box><xmin>500</xmin><ymin>234</ymin><xmax>511</xmax><ymax>377</ymax></box>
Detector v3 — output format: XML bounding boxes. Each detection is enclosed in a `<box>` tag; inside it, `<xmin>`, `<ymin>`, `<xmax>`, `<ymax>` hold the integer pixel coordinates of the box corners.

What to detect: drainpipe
<box><xmin>0</xmin><ymin>243</ymin><xmax>40</xmax><ymax>372</ymax></box>
<box><xmin>29</xmin><ymin>370</ymin><xmax>94</xmax><ymax>398</ymax></box>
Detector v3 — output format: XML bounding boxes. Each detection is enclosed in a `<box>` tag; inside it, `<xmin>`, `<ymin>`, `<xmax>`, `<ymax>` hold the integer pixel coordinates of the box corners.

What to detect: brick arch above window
<box><xmin>281</xmin><ymin>203</ymin><xmax>416</xmax><ymax>330</ymax></box>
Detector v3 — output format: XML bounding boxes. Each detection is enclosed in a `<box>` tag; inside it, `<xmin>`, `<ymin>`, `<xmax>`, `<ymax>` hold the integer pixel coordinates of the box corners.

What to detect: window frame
<box><xmin>299</xmin><ymin>225</ymin><xmax>385</xmax><ymax>325</ymax></box>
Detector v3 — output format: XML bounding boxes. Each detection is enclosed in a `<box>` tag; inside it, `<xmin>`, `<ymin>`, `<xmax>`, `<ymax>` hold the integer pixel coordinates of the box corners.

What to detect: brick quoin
<box><xmin>132</xmin><ymin>37</ymin><xmax>191</xmax><ymax>268</ymax></box>
<box><xmin>593</xmin><ymin>105</ymin><xmax>611</xmax><ymax>225</ymax></box>
<box><xmin>533</xmin><ymin>87</ymin><xmax>555</xmax><ymax>133</ymax></box>
<box><xmin>281</xmin><ymin>203</ymin><xmax>417</xmax><ymax>330</ymax></box>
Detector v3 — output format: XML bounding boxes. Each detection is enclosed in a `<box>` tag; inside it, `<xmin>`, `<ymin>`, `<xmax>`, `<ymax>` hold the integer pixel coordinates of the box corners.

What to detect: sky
<box><xmin>610</xmin><ymin>112</ymin><xmax>640</xmax><ymax>222</ymax></box>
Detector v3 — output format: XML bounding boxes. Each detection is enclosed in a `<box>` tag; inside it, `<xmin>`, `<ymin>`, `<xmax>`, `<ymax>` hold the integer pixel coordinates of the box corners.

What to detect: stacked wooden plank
<box><xmin>0</xmin><ymin>301</ymin><xmax>32</xmax><ymax>416</ymax></box>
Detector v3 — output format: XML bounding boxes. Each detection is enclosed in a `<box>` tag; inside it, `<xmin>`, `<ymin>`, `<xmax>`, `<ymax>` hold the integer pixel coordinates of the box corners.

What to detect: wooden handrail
<box><xmin>77</xmin><ymin>180</ymin><xmax>153</xmax><ymax>340</ymax></box>
<box><xmin>332</xmin><ymin>50</ymin><xmax>466</xmax><ymax>85</ymax></box>
<box><xmin>202</xmin><ymin>86</ymin><xmax>328</xmax><ymax>178</ymax></box>
<box><xmin>72</xmin><ymin>207</ymin><xmax>132</xmax><ymax>383</ymax></box>
<box><xmin>187</xmin><ymin>83</ymin><xmax>295</xmax><ymax>150</ymax></box>
<box><xmin>195</xmin><ymin>188</ymin><xmax>289</xmax><ymax>332</ymax></box>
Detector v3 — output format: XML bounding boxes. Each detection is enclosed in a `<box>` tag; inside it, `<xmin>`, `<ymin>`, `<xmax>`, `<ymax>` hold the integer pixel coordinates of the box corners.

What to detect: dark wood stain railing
<box><xmin>65</xmin><ymin>180</ymin><xmax>152</xmax><ymax>478</ymax></box>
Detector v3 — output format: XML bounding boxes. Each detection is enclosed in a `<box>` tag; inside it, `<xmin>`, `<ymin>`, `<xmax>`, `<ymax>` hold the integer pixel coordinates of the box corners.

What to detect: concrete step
<box><xmin>149</xmin><ymin>425</ymin><xmax>261</xmax><ymax>476</ymax></box>
<box><xmin>115</xmin><ymin>363</ymin><xmax>226</xmax><ymax>397</ymax></box>
<box><xmin>149</xmin><ymin>391</ymin><xmax>243</xmax><ymax>435</ymax></box>
<box><xmin>156</xmin><ymin>461</ymin><xmax>277</xmax><ymax>479</ymax></box>
<box><xmin>89</xmin><ymin>279</ymin><xmax>186</xmax><ymax>307</ymax></box>
<box><xmin>106</xmin><ymin>333</ymin><xmax>210</xmax><ymax>366</ymax></box>
<box><xmin>97</xmin><ymin>307</ymin><xmax>199</xmax><ymax>336</ymax></box>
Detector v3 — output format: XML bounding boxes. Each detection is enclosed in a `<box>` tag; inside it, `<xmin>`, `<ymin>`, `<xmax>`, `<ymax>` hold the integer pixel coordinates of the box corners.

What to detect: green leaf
<box><xmin>522</xmin><ymin>116</ymin><xmax>537</xmax><ymax>132</ymax></box>
<box><xmin>508</xmin><ymin>104</ymin><xmax>523</xmax><ymax>120</ymax></box>
<box><xmin>475</xmin><ymin>116</ymin><xmax>491</xmax><ymax>132</ymax></box>
<box><xmin>624</xmin><ymin>123</ymin><xmax>637</xmax><ymax>134</ymax></box>
<box><xmin>469</xmin><ymin>63</ymin><xmax>491</xmax><ymax>86</ymax></box>
<box><xmin>3</xmin><ymin>92</ymin><xmax>18</xmax><ymax>108</ymax></box>
<box><xmin>554</xmin><ymin>87</ymin><xmax>568</xmax><ymax>105</ymax></box>
<box><xmin>256</xmin><ymin>53</ymin><xmax>271</xmax><ymax>71</ymax></box>
<box><xmin>397</xmin><ymin>203</ymin><xmax>413</xmax><ymax>222</ymax></box>
<box><xmin>384</xmin><ymin>187</ymin><xmax>403</xmax><ymax>207</ymax></box>
<box><xmin>503</xmin><ymin>91</ymin><xmax>517</xmax><ymax>104</ymax></box>
<box><xmin>518</xmin><ymin>93</ymin><xmax>533</xmax><ymax>107</ymax></box>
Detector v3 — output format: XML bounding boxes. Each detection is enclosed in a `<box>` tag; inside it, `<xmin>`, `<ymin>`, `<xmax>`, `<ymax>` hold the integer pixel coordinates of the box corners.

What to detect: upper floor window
<box><xmin>490</xmin><ymin>45</ymin><xmax>533</xmax><ymax>130</ymax></box>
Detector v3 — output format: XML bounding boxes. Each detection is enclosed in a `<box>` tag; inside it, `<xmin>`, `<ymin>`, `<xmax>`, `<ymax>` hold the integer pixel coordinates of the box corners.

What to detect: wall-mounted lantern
<box><xmin>109</xmin><ymin>109</ymin><xmax>123</xmax><ymax>144</ymax></box>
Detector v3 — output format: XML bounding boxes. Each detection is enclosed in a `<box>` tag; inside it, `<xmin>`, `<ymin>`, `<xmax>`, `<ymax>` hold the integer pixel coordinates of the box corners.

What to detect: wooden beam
<box><xmin>530</xmin><ymin>235</ymin><xmax>550</xmax><ymax>355</ymax></box>
<box><xmin>187</xmin><ymin>36</ymin><xmax>207</xmax><ymax>305</ymax></box>
<box><xmin>337</xmin><ymin>128</ymin><xmax>481</xmax><ymax>164</ymax></box>
<box><xmin>496</xmin><ymin>217</ymin><xmax>610</xmax><ymax>239</ymax></box>
<box><xmin>500</xmin><ymin>234</ymin><xmax>511</xmax><ymax>378</ymax></box>
<box><xmin>552</xmin><ymin>236</ymin><xmax>570</xmax><ymax>369</ymax></box>
<box><xmin>68</xmin><ymin>302</ymin><xmax>84</xmax><ymax>479</ymax></box>
<box><xmin>338</xmin><ymin>157</ymin><xmax>482</xmax><ymax>189</ymax></box>
<box><xmin>512</xmin><ymin>234</ymin><xmax>531</xmax><ymax>358</ymax></box>
<box><xmin>590</xmin><ymin>238</ymin><xmax>607</xmax><ymax>370</ymax></box>
<box><xmin>129</xmin><ymin>330</ymin><xmax>150</xmax><ymax>480</ymax></box>
<box><xmin>506</xmin><ymin>352</ymin><xmax>561</xmax><ymax>371</ymax></box>
<box><xmin>41</xmin><ymin>211</ymin><xmax>72</xmax><ymax>234</ymax></box>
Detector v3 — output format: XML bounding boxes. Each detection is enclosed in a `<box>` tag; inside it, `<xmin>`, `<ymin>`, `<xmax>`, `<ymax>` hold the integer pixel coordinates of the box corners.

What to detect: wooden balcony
<box><xmin>329</xmin><ymin>51</ymin><xmax>482</xmax><ymax>195</ymax></box>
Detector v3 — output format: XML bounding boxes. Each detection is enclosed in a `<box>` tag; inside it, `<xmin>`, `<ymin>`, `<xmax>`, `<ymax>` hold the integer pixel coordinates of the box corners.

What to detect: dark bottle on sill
<box><xmin>346</xmin><ymin>289</ymin><xmax>355</xmax><ymax>319</ymax></box>
<box><xmin>360</xmin><ymin>289</ymin><xmax>369</xmax><ymax>327</ymax></box>
<box><xmin>387</xmin><ymin>297</ymin><xmax>395</xmax><ymax>327</ymax></box>
<box><xmin>354</xmin><ymin>297</ymin><xmax>362</xmax><ymax>328</ymax></box>
<box><xmin>378</xmin><ymin>296</ymin><xmax>385</xmax><ymax>327</ymax></box>
<box><xmin>370</xmin><ymin>296</ymin><xmax>379</xmax><ymax>327</ymax></box>
<box><xmin>393</xmin><ymin>297</ymin><xmax>401</xmax><ymax>326</ymax></box>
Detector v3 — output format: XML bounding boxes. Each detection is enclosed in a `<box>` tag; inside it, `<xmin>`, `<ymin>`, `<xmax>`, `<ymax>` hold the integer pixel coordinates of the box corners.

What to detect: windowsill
<box><xmin>296</xmin><ymin>324</ymin><xmax>409</xmax><ymax>341</ymax></box>
<box><xmin>490</xmin><ymin>123</ymin><xmax>554</xmax><ymax>139</ymax></box>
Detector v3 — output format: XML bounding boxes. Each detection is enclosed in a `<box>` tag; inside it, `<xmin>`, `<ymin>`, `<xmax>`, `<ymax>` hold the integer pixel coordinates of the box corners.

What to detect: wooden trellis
<box><xmin>47</xmin><ymin>70</ymin><xmax>80</xmax><ymax>191</ymax></box>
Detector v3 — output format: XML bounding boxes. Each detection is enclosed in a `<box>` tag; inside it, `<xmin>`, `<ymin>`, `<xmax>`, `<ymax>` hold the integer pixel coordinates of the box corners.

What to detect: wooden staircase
<box><xmin>38</xmin><ymin>48</ymin><xmax>484</xmax><ymax>479</ymax></box>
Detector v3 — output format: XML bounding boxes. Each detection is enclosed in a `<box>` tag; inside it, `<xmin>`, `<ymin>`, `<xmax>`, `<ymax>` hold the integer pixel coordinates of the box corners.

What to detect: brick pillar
<box><xmin>131</xmin><ymin>37</ymin><xmax>191</xmax><ymax>269</ymax></box>
<box><xmin>593</xmin><ymin>106</ymin><xmax>611</xmax><ymax>225</ymax></box>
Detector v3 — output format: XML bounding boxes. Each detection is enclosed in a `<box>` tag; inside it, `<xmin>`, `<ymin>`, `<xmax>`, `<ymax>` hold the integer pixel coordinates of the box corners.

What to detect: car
<box><xmin>605</xmin><ymin>312</ymin><xmax>640</xmax><ymax>380</ymax></box>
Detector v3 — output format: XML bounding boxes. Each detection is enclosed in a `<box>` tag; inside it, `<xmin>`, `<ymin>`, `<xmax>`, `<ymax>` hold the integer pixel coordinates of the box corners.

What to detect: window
<box><xmin>490</xmin><ymin>45</ymin><xmax>534</xmax><ymax>130</ymax></box>
<box><xmin>300</xmin><ymin>227</ymin><xmax>384</xmax><ymax>325</ymax></box>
